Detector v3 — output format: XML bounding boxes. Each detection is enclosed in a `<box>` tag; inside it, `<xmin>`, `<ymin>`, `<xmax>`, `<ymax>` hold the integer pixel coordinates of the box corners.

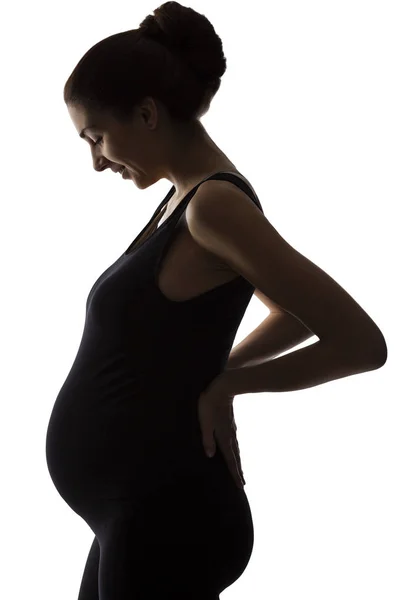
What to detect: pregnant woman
<box><xmin>45</xmin><ymin>3</ymin><xmax>387</xmax><ymax>599</ymax></box>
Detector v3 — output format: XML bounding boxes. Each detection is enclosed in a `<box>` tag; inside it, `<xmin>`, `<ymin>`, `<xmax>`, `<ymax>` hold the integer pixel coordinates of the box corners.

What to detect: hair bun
<box><xmin>139</xmin><ymin>2</ymin><xmax>226</xmax><ymax>84</ymax></box>
<box><xmin>139</xmin><ymin>15</ymin><xmax>162</xmax><ymax>39</ymax></box>
<box><xmin>139</xmin><ymin>14</ymin><xmax>180</xmax><ymax>56</ymax></box>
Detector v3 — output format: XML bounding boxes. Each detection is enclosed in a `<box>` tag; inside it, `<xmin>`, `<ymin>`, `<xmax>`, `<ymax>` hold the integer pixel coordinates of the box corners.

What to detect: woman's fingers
<box><xmin>216</xmin><ymin>429</ymin><xmax>245</xmax><ymax>488</ymax></box>
<box><xmin>197</xmin><ymin>384</ymin><xmax>245</xmax><ymax>486</ymax></box>
<box><xmin>214</xmin><ymin>405</ymin><xmax>245</xmax><ymax>487</ymax></box>
<box><xmin>198</xmin><ymin>395</ymin><xmax>216</xmax><ymax>454</ymax></box>
<box><xmin>232</xmin><ymin>435</ymin><xmax>245</xmax><ymax>483</ymax></box>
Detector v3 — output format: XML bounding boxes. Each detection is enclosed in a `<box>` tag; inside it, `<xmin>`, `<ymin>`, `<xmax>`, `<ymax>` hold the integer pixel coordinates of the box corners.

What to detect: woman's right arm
<box><xmin>226</xmin><ymin>307</ymin><xmax>315</xmax><ymax>370</ymax></box>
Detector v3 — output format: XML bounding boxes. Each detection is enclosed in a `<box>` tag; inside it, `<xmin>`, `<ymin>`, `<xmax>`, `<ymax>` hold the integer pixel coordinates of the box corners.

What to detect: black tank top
<box><xmin>45</xmin><ymin>171</ymin><xmax>264</xmax><ymax>514</ymax></box>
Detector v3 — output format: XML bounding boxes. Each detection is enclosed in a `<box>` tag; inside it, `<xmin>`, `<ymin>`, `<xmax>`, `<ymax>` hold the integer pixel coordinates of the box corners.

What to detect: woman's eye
<box><xmin>94</xmin><ymin>138</ymin><xmax>103</xmax><ymax>146</ymax></box>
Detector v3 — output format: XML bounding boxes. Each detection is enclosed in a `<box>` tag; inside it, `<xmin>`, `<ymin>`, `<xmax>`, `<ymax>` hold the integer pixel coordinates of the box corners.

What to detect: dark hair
<box><xmin>63</xmin><ymin>1</ymin><xmax>227</xmax><ymax>125</ymax></box>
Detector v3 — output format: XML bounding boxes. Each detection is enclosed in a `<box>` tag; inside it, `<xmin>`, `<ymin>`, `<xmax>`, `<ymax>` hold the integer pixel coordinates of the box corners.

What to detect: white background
<box><xmin>1</xmin><ymin>1</ymin><xmax>398</xmax><ymax>599</ymax></box>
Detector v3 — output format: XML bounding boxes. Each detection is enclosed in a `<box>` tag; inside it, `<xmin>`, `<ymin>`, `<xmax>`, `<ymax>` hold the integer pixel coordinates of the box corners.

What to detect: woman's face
<box><xmin>67</xmin><ymin>99</ymin><xmax>166</xmax><ymax>188</ymax></box>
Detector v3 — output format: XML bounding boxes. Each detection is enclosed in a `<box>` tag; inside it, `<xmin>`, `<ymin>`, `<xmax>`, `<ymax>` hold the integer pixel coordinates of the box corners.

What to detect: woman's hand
<box><xmin>197</xmin><ymin>372</ymin><xmax>246</xmax><ymax>489</ymax></box>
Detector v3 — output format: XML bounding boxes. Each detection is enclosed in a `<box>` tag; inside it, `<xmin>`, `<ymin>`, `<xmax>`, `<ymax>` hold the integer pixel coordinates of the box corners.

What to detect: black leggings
<box><xmin>76</xmin><ymin>456</ymin><xmax>254</xmax><ymax>600</ymax></box>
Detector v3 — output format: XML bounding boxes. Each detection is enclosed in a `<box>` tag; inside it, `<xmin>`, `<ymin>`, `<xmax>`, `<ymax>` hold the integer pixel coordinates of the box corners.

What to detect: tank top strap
<box><xmin>199</xmin><ymin>171</ymin><xmax>263</xmax><ymax>212</ymax></box>
<box><xmin>152</xmin><ymin>186</ymin><xmax>176</xmax><ymax>223</ymax></box>
<box><xmin>169</xmin><ymin>170</ymin><xmax>263</xmax><ymax>227</ymax></box>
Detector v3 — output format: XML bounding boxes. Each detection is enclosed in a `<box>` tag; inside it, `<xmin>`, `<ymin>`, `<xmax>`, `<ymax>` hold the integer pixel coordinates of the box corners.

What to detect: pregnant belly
<box><xmin>45</xmin><ymin>394</ymin><xmax>202</xmax><ymax>515</ymax></box>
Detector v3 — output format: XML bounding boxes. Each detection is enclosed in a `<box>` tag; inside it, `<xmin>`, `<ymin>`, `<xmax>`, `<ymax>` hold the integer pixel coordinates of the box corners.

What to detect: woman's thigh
<box><xmin>77</xmin><ymin>535</ymin><xmax>100</xmax><ymax>600</ymax></box>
